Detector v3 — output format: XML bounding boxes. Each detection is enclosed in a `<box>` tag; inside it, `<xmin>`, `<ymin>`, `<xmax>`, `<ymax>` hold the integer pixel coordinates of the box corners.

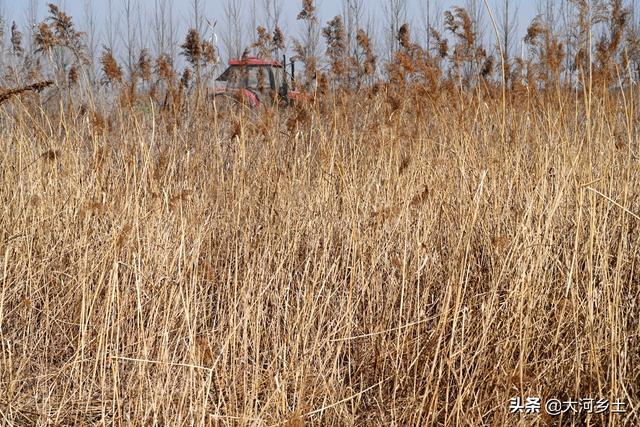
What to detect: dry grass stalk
<box><xmin>0</xmin><ymin>80</ymin><xmax>53</xmax><ymax>105</ymax></box>
<box><xmin>2</xmin><ymin>85</ymin><xmax>639</xmax><ymax>425</ymax></box>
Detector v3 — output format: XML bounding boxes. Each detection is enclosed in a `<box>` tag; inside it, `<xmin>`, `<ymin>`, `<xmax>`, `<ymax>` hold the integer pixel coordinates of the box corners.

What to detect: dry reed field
<box><xmin>0</xmin><ymin>86</ymin><xmax>639</xmax><ymax>426</ymax></box>
<box><xmin>1</xmin><ymin>1</ymin><xmax>640</xmax><ymax>425</ymax></box>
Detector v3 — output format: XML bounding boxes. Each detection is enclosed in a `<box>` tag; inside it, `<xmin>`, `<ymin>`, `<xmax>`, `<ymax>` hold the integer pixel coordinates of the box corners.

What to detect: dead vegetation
<box><xmin>0</xmin><ymin>80</ymin><xmax>52</xmax><ymax>105</ymax></box>
<box><xmin>0</xmin><ymin>1</ymin><xmax>640</xmax><ymax>426</ymax></box>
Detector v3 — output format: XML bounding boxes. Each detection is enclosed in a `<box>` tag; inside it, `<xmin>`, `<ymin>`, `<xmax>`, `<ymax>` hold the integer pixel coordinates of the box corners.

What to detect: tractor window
<box><xmin>217</xmin><ymin>66</ymin><xmax>244</xmax><ymax>89</ymax></box>
<box><xmin>272</xmin><ymin>67</ymin><xmax>285</xmax><ymax>92</ymax></box>
<box><xmin>246</xmin><ymin>66</ymin><xmax>270</xmax><ymax>91</ymax></box>
<box><xmin>216</xmin><ymin>64</ymin><xmax>279</xmax><ymax>92</ymax></box>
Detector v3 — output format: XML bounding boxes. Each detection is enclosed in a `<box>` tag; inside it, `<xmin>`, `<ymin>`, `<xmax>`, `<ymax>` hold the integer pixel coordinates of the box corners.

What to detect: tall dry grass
<box><xmin>1</xmin><ymin>86</ymin><xmax>639</xmax><ymax>425</ymax></box>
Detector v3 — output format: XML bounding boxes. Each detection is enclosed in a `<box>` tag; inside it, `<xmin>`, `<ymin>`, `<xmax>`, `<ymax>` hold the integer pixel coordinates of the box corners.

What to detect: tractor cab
<box><xmin>213</xmin><ymin>57</ymin><xmax>303</xmax><ymax>108</ymax></box>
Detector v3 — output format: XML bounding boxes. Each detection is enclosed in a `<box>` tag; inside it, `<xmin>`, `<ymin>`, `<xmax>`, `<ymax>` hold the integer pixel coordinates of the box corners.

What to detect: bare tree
<box><xmin>465</xmin><ymin>0</ymin><xmax>485</xmax><ymax>52</ymax></box>
<box><xmin>498</xmin><ymin>0</ymin><xmax>518</xmax><ymax>73</ymax></box>
<box><xmin>136</xmin><ymin>3</ymin><xmax>150</xmax><ymax>62</ymax></box>
<box><xmin>121</xmin><ymin>0</ymin><xmax>139</xmax><ymax>78</ymax></box>
<box><xmin>83</xmin><ymin>1</ymin><xmax>98</xmax><ymax>69</ymax></box>
<box><xmin>628</xmin><ymin>0</ymin><xmax>640</xmax><ymax>83</ymax></box>
<box><xmin>565</xmin><ymin>0</ymin><xmax>608</xmax><ymax>82</ymax></box>
<box><xmin>222</xmin><ymin>0</ymin><xmax>245</xmax><ymax>61</ymax></box>
<box><xmin>363</xmin><ymin>9</ymin><xmax>378</xmax><ymax>59</ymax></box>
<box><xmin>106</xmin><ymin>0</ymin><xmax>118</xmax><ymax>52</ymax></box>
<box><xmin>153</xmin><ymin>0</ymin><xmax>177</xmax><ymax>60</ymax></box>
<box><xmin>261</xmin><ymin>0</ymin><xmax>283</xmax><ymax>33</ymax></box>
<box><xmin>341</xmin><ymin>0</ymin><xmax>365</xmax><ymax>58</ymax></box>
<box><xmin>557</xmin><ymin>0</ymin><xmax>575</xmax><ymax>83</ymax></box>
<box><xmin>0</xmin><ymin>1</ymin><xmax>6</xmax><ymax>73</ymax></box>
<box><xmin>25</xmin><ymin>0</ymin><xmax>38</xmax><ymax>52</ymax></box>
<box><xmin>419</xmin><ymin>0</ymin><xmax>443</xmax><ymax>53</ymax></box>
<box><xmin>192</xmin><ymin>0</ymin><xmax>205</xmax><ymax>36</ymax></box>
<box><xmin>248</xmin><ymin>0</ymin><xmax>258</xmax><ymax>38</ymax></box>
<box><xmin>537</xmin><ymin>0</ymin><xmax>558</xmax><ymax>35</ymax></box>
<box><xmin>382</xmin><ymin>0</ymin><xmax>407</xmax><ymax>59</ymax></box>
<box><xmin>444</xmin><ymin>6</ymin><xmax>486</xmax><ymax>86</ymax></box>
<box><xmin>524</xmin><ymin>14</ymin><xmax>566</xmax><ymax>88</ymax></box>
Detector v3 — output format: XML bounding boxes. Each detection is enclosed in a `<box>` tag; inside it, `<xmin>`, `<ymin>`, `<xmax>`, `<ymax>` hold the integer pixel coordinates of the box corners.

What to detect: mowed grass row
<box><xmin>1</xmin><ymin>90</ymin><xmax>639</xmax><ymax>425</ymax></box>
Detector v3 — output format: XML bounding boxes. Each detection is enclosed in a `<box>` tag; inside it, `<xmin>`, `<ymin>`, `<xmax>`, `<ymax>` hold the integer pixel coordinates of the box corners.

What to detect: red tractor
<box><xmin>211</xmin><ymin>56</ymin><xmax>306</xmax><ymax>110</ymax></box>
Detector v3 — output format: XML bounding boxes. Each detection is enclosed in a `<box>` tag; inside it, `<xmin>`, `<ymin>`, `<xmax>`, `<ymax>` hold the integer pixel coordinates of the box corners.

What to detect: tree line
<box><xmin>0</xmin><ymin>0</ymin><xmax>638</xmax><ymax>109</ymax></box>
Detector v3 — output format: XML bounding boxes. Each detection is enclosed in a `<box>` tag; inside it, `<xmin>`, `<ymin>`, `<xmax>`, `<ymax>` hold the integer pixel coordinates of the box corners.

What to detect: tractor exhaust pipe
<box><xmin>290</xmin><ymin>58</ymin><xmax>295</xmax><ymax>86</ymax></box>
